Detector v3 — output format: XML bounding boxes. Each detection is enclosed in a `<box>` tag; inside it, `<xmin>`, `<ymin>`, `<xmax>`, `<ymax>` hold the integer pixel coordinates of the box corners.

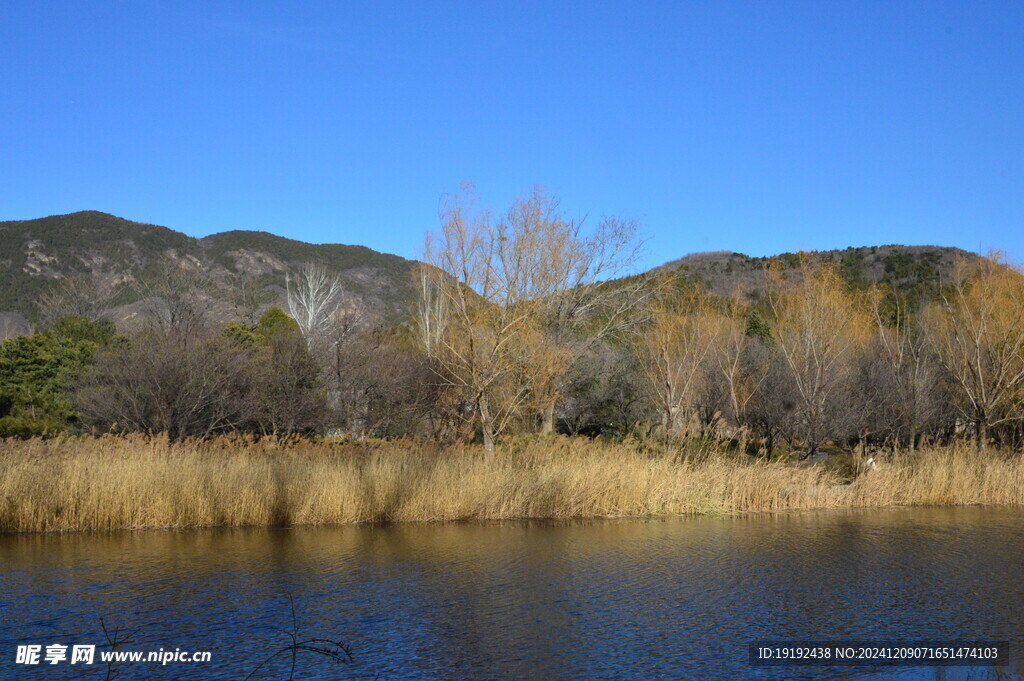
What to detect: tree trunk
<box><xmin>479</xmin><ymin>393</ymin><xmax>496</xmax><ymax>460</ymax></box>
<box><xmin>977</xmin><ymin>420</ymin><xmax>988</xmax><ymax>450</ymax></box>
<box><xmin>540</xmin><ymin>401</ymin><xmax>556</xmax><ymax>435</ymax></box>
<box><xmin>663</xmin><ymin>405</ymin><xmax>675</xmax><ymax>450</ymax></box>
<box><xmin>482</xmin><ymin>426</ymin><xmax>495</xmax><ymax>458</ymax></box>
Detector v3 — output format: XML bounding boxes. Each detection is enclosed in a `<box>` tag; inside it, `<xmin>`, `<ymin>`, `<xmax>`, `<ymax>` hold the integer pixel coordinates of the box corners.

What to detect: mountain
<box><xmin>0</xmin><ymin>211</ymin><xmax>420</xmax><ymax>334</ymax></box>
<box><xmin>654</xmin><ymin>244</ymin><xmax>982</xmax><ymax>303</ymax></box>
<box><xmin>0</xmin><ymin>210</ymin><xmax>987</xmax><ymax>338</ymax></box>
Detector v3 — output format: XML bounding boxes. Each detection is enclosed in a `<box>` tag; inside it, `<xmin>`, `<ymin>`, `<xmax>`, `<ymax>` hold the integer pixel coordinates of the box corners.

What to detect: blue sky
<box><xmin>2</xmin><ymin>1</ymin><xmax>1022</xmax><ymax>271</ymax></box>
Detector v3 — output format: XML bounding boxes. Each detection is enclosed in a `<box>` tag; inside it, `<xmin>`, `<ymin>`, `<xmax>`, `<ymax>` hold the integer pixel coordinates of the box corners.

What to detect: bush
<box><xmin>80</xmin><ymin>318</ymin><xmax>326</xmax><ymax>439</ymax></box>
<box><xmin>0</xmin><ymin>416</ymin><xmax>54</xmax><ymax>438</ymax></box>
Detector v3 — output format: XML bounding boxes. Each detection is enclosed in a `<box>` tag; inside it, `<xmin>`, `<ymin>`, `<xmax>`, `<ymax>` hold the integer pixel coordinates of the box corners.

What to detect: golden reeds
<box><xmin>1</xmin><ymin>435</ymin><xmax>1022</xmax><ymax>533</ymax></box>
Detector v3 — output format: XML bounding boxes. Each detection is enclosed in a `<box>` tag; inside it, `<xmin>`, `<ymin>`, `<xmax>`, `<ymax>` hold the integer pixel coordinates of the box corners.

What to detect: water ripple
<box><xmin>0</xmin><ymin>508</ymin><xmax>1022</xmax><ymax>680</ymax></box>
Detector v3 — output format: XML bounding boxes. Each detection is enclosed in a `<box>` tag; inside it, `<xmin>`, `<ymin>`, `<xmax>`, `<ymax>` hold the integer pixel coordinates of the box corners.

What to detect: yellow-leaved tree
<box><xmin>634</xmin><ymin>285</ymin><xmax>722</xmax><ymax>440</ymax></box>
<box><xmin>923</xmin><ymin>254</ymin><xmax>1024</xmax><ymax>448</ymax></box>
<box><xmin>767</xmin><ymin>258</ymin><xmax>870</xmax><ymax>454</ymax></box>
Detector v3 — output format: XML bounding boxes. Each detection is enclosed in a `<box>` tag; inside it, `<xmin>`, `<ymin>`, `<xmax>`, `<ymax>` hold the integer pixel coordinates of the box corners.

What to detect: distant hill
<box><xmin>0</xmin><ymin>211</ymin><xmax>989</xmax><ymax>338</ymax></box>
<box><xmin>0</xmin><ymin>211</ymin><xmax>420</xmax><ymax>334</ymax></box>
<box><xmin>653</xmin><ymin>244</ymin><xmax>983</xmax><ymax>303</ymax></box>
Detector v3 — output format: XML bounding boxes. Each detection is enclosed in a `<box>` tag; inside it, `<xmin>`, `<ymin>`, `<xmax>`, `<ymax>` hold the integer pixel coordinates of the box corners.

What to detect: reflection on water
<box><xmin>1</xmin><ymin>508</ymin><xmax>1023</xmax><ymax>680</ymax></box>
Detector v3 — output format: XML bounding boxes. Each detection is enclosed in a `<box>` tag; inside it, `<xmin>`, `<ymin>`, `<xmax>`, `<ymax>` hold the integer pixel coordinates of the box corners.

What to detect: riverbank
<box><xmin>2</xmin><ymin>435</ymin><xmax>1023</xmax><ymax>532</ymax></box>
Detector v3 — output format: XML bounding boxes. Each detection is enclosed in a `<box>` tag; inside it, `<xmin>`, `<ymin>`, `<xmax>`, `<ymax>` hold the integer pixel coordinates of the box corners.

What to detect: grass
<box><xmin>1</xmin><ymin>435</ymin><xmax>1023</xmax><ymax>533</ymax></box>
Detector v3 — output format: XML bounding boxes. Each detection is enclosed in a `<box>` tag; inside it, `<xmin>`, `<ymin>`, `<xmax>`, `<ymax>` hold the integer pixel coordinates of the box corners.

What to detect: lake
<box><xmin>1</xmin><ymin>508</ymin><xmax>1023</xmax><ymax>680</ymax></box>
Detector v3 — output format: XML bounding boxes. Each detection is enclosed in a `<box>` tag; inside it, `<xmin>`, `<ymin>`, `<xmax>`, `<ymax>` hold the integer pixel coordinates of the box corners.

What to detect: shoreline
<box><xmin>2</xmin><ymin>435</ymin><xmax>1023</xmax><ymax>534</ymax></box>
<box><xmin>1</xmin><ymin>502</ymin><xmax>1021</xmax><ymax>537</ymax></box>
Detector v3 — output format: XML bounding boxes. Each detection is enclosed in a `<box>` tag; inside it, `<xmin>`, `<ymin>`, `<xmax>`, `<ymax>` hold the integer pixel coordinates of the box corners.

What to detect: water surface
<box><xmin>1</xmin><ymin>508</ymin><xmax>1023</xmax><ymax>680</ymax></box>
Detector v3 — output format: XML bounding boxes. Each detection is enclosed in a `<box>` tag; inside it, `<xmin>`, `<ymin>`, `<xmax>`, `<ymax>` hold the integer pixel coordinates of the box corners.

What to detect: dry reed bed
<box><xmin>1</xmin><ymin>435</ymin><xmax>1022</xmax><ymax>533</ymax></box>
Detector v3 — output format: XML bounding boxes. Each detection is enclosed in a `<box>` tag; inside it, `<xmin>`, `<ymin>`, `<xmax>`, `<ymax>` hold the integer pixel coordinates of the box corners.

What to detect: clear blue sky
<box><xmin>2</xmin><ymin>1</ymin><xmax>1022</xmax><ymax>271</ymax></box>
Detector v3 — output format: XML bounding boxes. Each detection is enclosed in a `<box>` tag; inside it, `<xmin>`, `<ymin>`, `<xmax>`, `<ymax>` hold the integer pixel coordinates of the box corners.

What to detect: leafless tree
<box><xmin>561</xmin><ymin>341</ymin><xmax>652</xmax><ymax>436</ymax></box>
<box><xmin>243</xmin><ymin>328</ymin><xmax>326</xmax><ymax>437</ymax></box>
<box><xmin>744</xmin><ymin>348</ymin><xmax>800</xmax><ymax>456</ymax></box>
<box><xmin>841</xmin><ymin>340</ymin><xmax>897</xmax><ymax>451</ymax></box>
<box><xmin>0</xmin><ymin>314</ymin><xmax>32</xmax><ymax>341</ymax></box>
<box><xmin>37</xmin><ymin>275</ymin><xmax>120</xmax><ymax>327</ymax></box>
<box><xmin>530</xmin><ymin>207</ymin><xmax>650</xmax><ymax>433</ymax></box>
<box><xmin>286</xmin><ymin>264</ymin><xmax>345</xmax><ymax>349</ymax></box>
<box><xmin>419</xmin><ymin>185</ymin><xmax>649</xmax><ymax>453</ymax></box>
<box><xmin>708</xmin><ymin>292</ymin><xmax>770</xmax><ymax>431</ymax></box>
<box><xmin>869</xmin><ymin>288</ymin><xmax>942</xmax><ymax>449</ymax></box>
<box><xmin>420</xmin><ymin>187</ymin><xmax>547</xmax><ymax>455</ymax></box>
<box><xmin>230</xmin><ymin>276</ymin><xmax>276</xmax><ymax>327</ymax></box>
<box><xmin>79</xmin><ymin>321</ymin><xmax>326</xmax><ymax>439</ymax></box>
<box><xmin>78</xmin><ymin>331</ymin><xmax>250</xmax><ymax>440</ymax></box>
<box><xmin>138</xmin><ymin>257</ymin><xmax>209</xmax><ymax>339</ymax></box>
<box><xmin>415</xmin><ymin>266</ymin><xmax>448</xmax><ymax>359</ymax></box>
<box><xmin>325</xmin><ymin>321</ymin><xmax>436</xmax><ymax>438</ymax></box>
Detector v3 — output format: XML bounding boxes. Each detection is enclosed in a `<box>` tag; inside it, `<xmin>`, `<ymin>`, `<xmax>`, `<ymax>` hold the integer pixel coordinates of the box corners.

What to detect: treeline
<box><xmin>3</xmin><ymin>188</ymin><xmax>1024</xmax><ymax>454</ymax></box>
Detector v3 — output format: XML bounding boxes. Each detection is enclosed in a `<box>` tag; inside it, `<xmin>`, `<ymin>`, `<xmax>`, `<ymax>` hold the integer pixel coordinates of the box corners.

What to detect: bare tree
<box><xmin>286</xmin><ymin>264</ymin><xmax>345</xmax><ymax>350</ymax></box>
<box><xmin>322</xmin><ymin>307</ymin><xmax>374</xmax><ymax>435</ymax></box>
<box><xmin>243</xmin><ymin>327</ymin><xmax>326</xmax><ymax>437</ymax></box>
<box><xmin>138</xmin><ymin>257</ymin><xmax>209</xmax><ymax>339</ymax></box>
<box><xmin>230</xmin><ymin>276</ymin><xmax>276</xmax><ymax>327</ymax></box>
<box><xmin>79</xmin><ymin>319</ymin><xmax>326</xmax><ymax>439</ymax></box>
<box><xmin>562</xmin><ymin>341</ymin><xmax>653</xmax><ymax>436</ymax></box>
<box><xmin>37</xmin><ymin>275</ymin><xmax>120</xmax><ymax>328</ymax></box>
<box><xmin>869</xmin><ymin>288</ymin><xmax>941</xmax><ymax>449</ymax></box>
<box><xmin>744</xmin><ymin>348</ymin><xmax>800</xmax><ymax>456</ymax></box>
<box><xmin>78</xmin><ymin>331</ymin><xmax>250</xmax><ymax>440</ymax></box>
<box><xmin>708</xmin><ymin>292</ymin><xmax>770</xmax><ymax>431</ymax></box>
<box><xmin>0</xmin><ymin>314</ymin><xmax>32</xmax><ymax>341</ymax></box>
<box><xmin>420</xmin><ymin>185</ymin><xmax>650</xmax><ymax>453</ymax></box>
<box><xmin>420</xmin><ymin>188</ymin><xmax>534</xmax><ymax>456</ymax></box>
<box><xmin>494</xmin><ymin>191</ymin><xmax>648</xmax><ymax>433</ymax></box>
<box><xmin>415</xmin><ymin>265</ymin><xmax>448</xmax><ymax>359</ymax></box>
<box><xmin>324</xmin><ymin>319</ymin><xmax>435</xmax><ymax>438</ymax></box>
<box><xmin>842</xmin><ymin>339</ymin><xmax>897</xmax><ymax>451</ymax></box>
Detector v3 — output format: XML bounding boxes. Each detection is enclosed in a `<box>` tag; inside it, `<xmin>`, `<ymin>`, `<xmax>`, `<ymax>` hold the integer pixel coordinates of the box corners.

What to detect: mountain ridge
<box><xmin>652</xmin><ymin>243</ymin><xmax>981</xmax><ymax>301</ymax></box>
<box><xmin>0</xmin><ymin>211</ymin><xmax>420</xmax><ymax>334</ymax></box>
<box><xmin>0</xmin><ymin>210</ymin><xmax>986</xmax><ymax>336</ymax></box>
